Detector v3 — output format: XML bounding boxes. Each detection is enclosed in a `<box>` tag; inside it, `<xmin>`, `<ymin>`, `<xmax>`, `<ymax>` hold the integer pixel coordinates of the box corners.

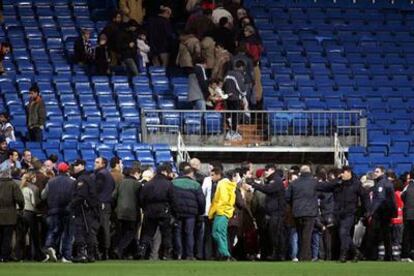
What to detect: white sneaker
<box><xmin>292</xmin><ymin>257</ymin><xmax>299</xmax><ymax>262</ymax></box>
<box><xmin>232</xmin><ymin>132</ymin><xmax>243</xmax><ymax>141</ymax></box>
<box><xmin>42</xmin><ymin>255</ymin><xmax>50</xmax><ymax>263</ymax></box>
<box><xmin>62</xmin><ymin>257</ymin><xmax>72</xmax><ymax>263</ymax></box>
<box><xmin>46</xmin><ymin>247</ymin><xmax>57</xmax><ymax>262</ymax></box>
<box><xmin>401</xmin><ymin>258</ymin><xmax>413</xmax><ymax>263</ymax></box>
<box><xmin>225</xmin><ymin>131</ymin><xmax>234</xmax><ymax>140</ymax></box>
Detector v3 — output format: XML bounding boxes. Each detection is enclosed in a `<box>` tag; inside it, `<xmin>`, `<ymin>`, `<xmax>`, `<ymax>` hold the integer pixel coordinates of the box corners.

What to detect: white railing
<box><xmin>176</xmin><ymin>131</ymin><xmax>191</xmax><ymax>165</ymax></box>
<box><xmin>334</xmin><ymin>132</ymin><xmax>349</xmax><ymax>168</ymax></box>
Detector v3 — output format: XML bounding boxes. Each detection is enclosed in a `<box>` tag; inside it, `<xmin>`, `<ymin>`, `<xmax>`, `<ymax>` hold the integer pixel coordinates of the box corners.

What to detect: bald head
<box><xmin>190</xmin><ymin>158</ymin><xmax>201</xmax><ymax>171</ymax></box>
<box><xmin>300</xmin><ymin>165</ymin><xmax>311</xmax><ymax>174</ymax></box>
<box><xmin>43</xmin><ymin>160</ymin><xmax>54</xmax><ymax>172</ymax></box>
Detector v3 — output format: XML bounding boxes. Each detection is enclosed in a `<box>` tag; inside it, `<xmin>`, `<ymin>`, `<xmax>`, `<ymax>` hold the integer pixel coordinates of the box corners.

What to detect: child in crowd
<box><xmin>207</xmin><ymin>79</ymin><xmax>228</xmax><ymax>110</ymax></box>
<box><xmin>137</xmin><ymin>30</ymin><xmax>150</xmax><ymax>72</ymax></box>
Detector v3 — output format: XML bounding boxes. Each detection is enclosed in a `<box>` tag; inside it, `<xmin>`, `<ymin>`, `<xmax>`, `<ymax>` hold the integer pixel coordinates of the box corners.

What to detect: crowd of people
<box><xmin>0</xmin><ymin>144</ymin><xmax>414</xmax><ymax>264</ymax></box>
<box><xmin>71</xmin><ymin>0</ymin><xmax>264</xmax><ymax>141</ymax></box>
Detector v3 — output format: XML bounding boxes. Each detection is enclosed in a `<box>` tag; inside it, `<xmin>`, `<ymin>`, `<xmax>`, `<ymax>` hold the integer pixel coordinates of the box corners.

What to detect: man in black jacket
<box><xmin>247</xmin><ymin>164</ymin><xmax>286</xmax><ymax>261</ymax></box>
<box><xmin>401</xmin><ymin>169</ymin><xmax>414</xmax><ymax>262</ymax></box>
<box><xmin>94</xmin><ymin>157</ymin><xmax>115</xmax><ymax>260</ymax></box>
<box><xmin>42</xmin><ymin>162</ymin><xmax>75</xmax><ymax>262</ymax></box>
<box><xmin>71</xmin><ymin>159</ymin><xmax>100</xmax><ymax>263</ymax></box>
<box><xmin>139</xmin><ymin>163</ymin><xmax>177</xmax><ymax>259</ymax></box>
<box><xmin>172</xmin><ymin>162</ymin><xmax>205</xmax><ymax>260</ymax></box>
<box><xmin>319</xmin><ymin>166</ymin><xmax>366</xmax><ymax>262</ymax></box>
<box><xmin>364</xmin><ymin>166</ymin><xmax>397</xmax><ymax>261</ymax></box>
<box><xmin>285</xmin><ymin>165</ymin><xmax>320</xmax><ymax>261</ymax></box>
<box><xmin>117</xmin><ymin>20</ymin><xmax>139</xmax><ymax>76</ymax></box>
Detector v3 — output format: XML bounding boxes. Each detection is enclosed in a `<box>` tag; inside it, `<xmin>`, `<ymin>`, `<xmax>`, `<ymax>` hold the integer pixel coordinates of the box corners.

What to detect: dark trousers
<box><xmin>320</xmin><ymin>227</ymin><xmax>333</xmax><ymax>260</ymax></box>
<box><xmin>98</xmin><ymin>203</ymin><xmax>111</xmax><ymax>250</ymax></box>
<box><xmin>365</xmin><ymin>217</ymin><xmax>393</xmax><ymax>260</ymax></box>
<box><xmin>45</xmin><ymin>214</ymin><xmax>74</xmax><ymax>259</ymax></box>
<box><xmin>338</xmin><ymin>215</ymin><xmax>355</xmax><ymax>257</ymax></box>
<box><xmin>194</xmin><ymin>217</ymin><xmax>204</xmax><ymax>259</ymax></box>
<box><xmin>0</xmin><ymin>225</ymin><xmax>14</xmax><ymax>261</ymax></box>
<box><xmin>267</xmin><ymin>214</ymin><xmax>286</xmax><ymax>260</ymax></box>
<box><xmin>28</xmin><ymin>127</ymin><xmax>43</xmax><ymax>142</ymax></box>
<box><xmin>173</xmin><ymin>216</ymin><xmax>196</xmax><ymax>258</ymax></box>
<box><xmin>141</xmin><ymin>216</ymin><xmax>173</xmax><ymax>258</ymax></box>
<box><xmin>295</xmin><ymin>217</ymin><xmax>315</xmax><ymax>261</ymax></box>
<box><xmin>15</xmin><ymin>211</ymin><xmax>42</xmax><ymax>260</ymax></box>
<box><xmin>116</xmin><ymin>219</ymin><xmax>137</xmax><ymax>257</ymax></box>
<box><xmin>203</xmin><ymin>216</ymin><xmax>216</xmax><ymax>260</ymax></box>
<box><xmin>227</xmin><ymin>100</ymin><xmax>241</xmax><ymax>131</ymax></box>
<box><xmin>73</xmin><ymin>210</ymin><xmax>99</xmax><ymax>249</ymax></box>
<box><xmin>401</xmin><ymin>220</ymin><xmax>414</xmax><ymax>258</ymax></box>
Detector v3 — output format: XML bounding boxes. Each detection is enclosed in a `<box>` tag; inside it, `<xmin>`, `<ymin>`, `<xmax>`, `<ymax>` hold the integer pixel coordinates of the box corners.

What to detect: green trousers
<box><xmin>212</xmin><ymin>215</ymin><xmax>230</xmax><ymax>257</ymax></box>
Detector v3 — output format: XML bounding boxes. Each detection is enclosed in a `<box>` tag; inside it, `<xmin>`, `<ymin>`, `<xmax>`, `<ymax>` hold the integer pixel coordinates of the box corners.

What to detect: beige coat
<box><xmin>176</xmin><ymin>34</ymin><xmax>201</xmax><ymax>68</ymax></box>
<box><xmin>120</xmin><ymin>0</ymin><xmax>145</xmax><ymax>24</ymax></box>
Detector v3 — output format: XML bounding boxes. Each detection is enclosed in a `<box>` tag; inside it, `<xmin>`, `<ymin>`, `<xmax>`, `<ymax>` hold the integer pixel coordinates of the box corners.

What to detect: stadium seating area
<box><xmin>0</xmin><ymin>0</ymin><xmax>413</xmax><ymax>174</ymax></box>
<box><xmin>244</xmin><ymin>0</ymin><xmax>414</xmax><ymax>175</ymax></box>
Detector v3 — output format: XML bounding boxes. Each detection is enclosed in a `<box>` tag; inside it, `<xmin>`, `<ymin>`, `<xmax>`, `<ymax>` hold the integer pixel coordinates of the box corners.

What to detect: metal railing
<box><xmin>334</xmin><ymin>132</ymin><xmax>350</xmax><ymax>168</ymax></box>
<box><xmin>140</xmin><ymin>109</ymin><xmax>367</xmax><ymax>151</ymax></box>
<box><xmin>176</xmin><ymin>131</ymin><xmax>191</xmax><ymax>164</ymax></box>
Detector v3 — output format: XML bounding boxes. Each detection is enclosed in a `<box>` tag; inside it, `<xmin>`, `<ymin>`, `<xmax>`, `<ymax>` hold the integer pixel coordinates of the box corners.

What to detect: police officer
<box><xmin>247</xmin><ymin>164</ymin><xmax>287</xmax><ymax>261</ymax></box>
<box><xmin>318</xmin><ymin>166</ymin><xmax>366</xmax><ymax>262</ymax></box>
<box><xmin>365</xmin><ymin>166</ymin><xmax>397</xmax><ymax>261</ymax></box>
<box><xmin>71</xmin><ymin>159</ymin><xmax>100</xmax><ymax>263</ymax></box>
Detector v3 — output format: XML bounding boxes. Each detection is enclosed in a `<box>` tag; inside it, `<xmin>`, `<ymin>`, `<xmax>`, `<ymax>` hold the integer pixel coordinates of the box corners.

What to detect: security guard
<box><xmin>70</xmin><ymin>159</ymin><xmax>100</xmax><ymax>263</ymax></box>
<box><xmin>318</xmin><ymin>166</ymin><xmax>366</xmax><ymax>262</ymax></box>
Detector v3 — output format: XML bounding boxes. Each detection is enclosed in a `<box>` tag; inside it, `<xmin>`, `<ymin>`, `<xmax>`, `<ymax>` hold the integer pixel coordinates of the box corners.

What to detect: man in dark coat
<box><xmin>401</xmin><ymin>169</ymin><xmax>414</xmax><ymax>262</ymax></box>
<box><xmin>94</xmin><ymin>157</ymin><xmax>115</xmax><ymax>260</ymax></box>
<box><xmin>112</xmin><ymin>166</ymin><xmax>142</xmax><ymax>259</ymax></box>
<box><xmin>318</xmin><ymin>166</ymin><xmax>366</xmax><ymax>262</ymax></box>
<box><xmin>211</xmin><ymin>17</ymin><xmax>236</xmax><ymax>54</ymax></box>
<box><xmin>42</xmin><ymin>162</ymin><xmax>75</xmax><ymax>262</ymax></box>
<box><xmin>0</xmin><ymin>168</ymin><xmax>24</xmax><ymax>262</ymax></box>
<box><xmin>100</xmin><ymin>11</ymin><xmax>123</xmax><ymax>65</ymax></box>
<box><xmin>285</xmin><ymin>165</ymin><xmax>320</xmax><ymax>261</ymax></box>
<box><xmin>74</xmin><ymin>28</ymin><xmax>94</xmax><ymax>65</ymax></box>
<box><xmin>117</xmin><ymin>20</ymin><xmax>140</xmax><ymax>76</ymax></box>
<box><xmin>172</xmin><ymin>162</ymin><xmax>205</xmax><ymax>260</ymax></box>
<box><xmin>26</xmin><ymin>85</ymin><xmax>46</xmax><ymax>142</ymax></box>
<box><xmin>364</xmin><ymin>166</ymin><xmax>397</xmax><ymax>261</ymax></box>
<box><xmin>247</xmin><ymin>164</ymin><xmax>287</xmax><ymax>260</ymax></box>
<box><xmin>138</xmin><ymin>163</ymin><xmax>177</xmax><ymax>259</ymax></box>
<box><xmin>71</xmin><ymin>159</ymin><xmax>100</xmax><ymax>263</ymax></box>
<box><xmin>146</xmin><ymin>6</ymin><xmax>174</xmax><ymax>67</ymax></box>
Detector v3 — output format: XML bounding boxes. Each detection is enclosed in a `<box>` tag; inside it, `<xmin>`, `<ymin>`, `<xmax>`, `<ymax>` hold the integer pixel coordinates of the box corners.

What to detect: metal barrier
<box><xmin>334</xmin><ymin>132</ymin><xmax>350</xmax><ymax>168</ymax></box>
<box><xmin>140</xmin><ymin>110</ymin><xmax>367</xmax><ymax>152</ymax></box>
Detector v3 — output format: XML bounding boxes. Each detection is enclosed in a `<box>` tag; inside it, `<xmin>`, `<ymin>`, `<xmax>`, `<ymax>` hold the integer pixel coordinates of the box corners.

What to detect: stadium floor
<box><xmin>1</xmin><ymin>261</ymin><xmax>414</xmax><ymax>276</ymax></box>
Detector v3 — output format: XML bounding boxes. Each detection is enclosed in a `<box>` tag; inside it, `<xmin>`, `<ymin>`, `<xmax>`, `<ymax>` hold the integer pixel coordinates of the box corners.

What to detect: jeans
<box><xmin>16</xmin><ymin>211</ymin><xmax>41</xmax><ymax>260</ymax></box>
<box><xmin>99</xmin><ymin>203</ymin><xmax>112</xmax><ymax>250</ymax></box>
<box><xmin>45</xmin><ymin>213</ymin><xmax>74</xmax><ymax>259</ymax></box>
<box><xmin>192</xmin><ymin>99</ymin><xmax>206</xmax><ymax>111</ymax></box>
<box><xmin>194</xmin><ymin>217</ymin><xmax>205</xmax><ymax>259</ymax></box>
<box><xmin>212</xmin><ymin>215</ymin><xmax>230</xmax><ymax>257</ymax></box>
<box><xmin>311</xmin><ymin>230</ymin><xmax>321</xmax><ymax>259</ymax></box>
<box><xmin>123</xmin><ymin>58</ymin><xmax>139</xmax><ymax>76</ymax></box>
<box><xmin>28</xmin><ymin>127</ymin><xmax>43</xmax><ymax>142</ymax></box>
<box><xmin>173</xmin><ymin>217</ymin><xmax>196</xmax><ymax>258</ymax></box>
<box><xmin>289</xmin><ymin>228</ymin><xmax>299</xmax><ymax>259</ymax></box>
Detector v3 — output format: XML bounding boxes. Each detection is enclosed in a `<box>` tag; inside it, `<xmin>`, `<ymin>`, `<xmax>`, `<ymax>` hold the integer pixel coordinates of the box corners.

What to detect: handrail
<box><xmin>334</xmin><ymin>132</ymin><xmax>349</xmax><ymax>168</ymax></box>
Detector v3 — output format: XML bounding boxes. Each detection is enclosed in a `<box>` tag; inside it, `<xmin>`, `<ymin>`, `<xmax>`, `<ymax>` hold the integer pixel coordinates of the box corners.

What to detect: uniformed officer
<box><xmin>70</xmin><ymin>159</ymin><xmax>100</xmax><ymax>263</ymax></box>
<box><xmin>365</xmin><ymin>166</ymin><xmax>397</xmax><ymax>261</ymax></box>
<box><xmin>318</xmin><ymin>166</ymin><xmax>366</xmax><ymax>262</ymax></box>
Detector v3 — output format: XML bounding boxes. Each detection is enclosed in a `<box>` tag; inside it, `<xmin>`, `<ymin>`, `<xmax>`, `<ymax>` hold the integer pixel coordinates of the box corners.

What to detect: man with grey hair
<box><xmin>0</xmin><ymin>168</ymin><xmax>24</xmax><ymax>262</ymax></box>
<box><xmin>286</xmin><ymin>165</ymin><xmax>320</xmax><ymax>261</ymax></box>
<box><xmin>190</xmin><ymin>158</ymin><xmax>205</xmax><ymax>185</ymax></box>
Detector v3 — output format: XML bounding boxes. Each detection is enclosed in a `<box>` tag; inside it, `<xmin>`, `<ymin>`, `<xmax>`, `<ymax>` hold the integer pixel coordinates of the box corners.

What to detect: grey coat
<box><xmin>0</xmin><ymin>177</ymin><xmax>24</xmax><ymax>225</ymax></box>
<box><xmin>187</xmin><ymin>73</ymin><xmax>204</xmax><ymax>102</ymax></box>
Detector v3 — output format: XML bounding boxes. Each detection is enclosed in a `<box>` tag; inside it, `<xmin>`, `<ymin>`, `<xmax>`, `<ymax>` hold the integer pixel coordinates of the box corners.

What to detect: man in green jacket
<box><xmin>112</xmin><ymin>166</ymin><xmax>142</xmax><ymax>259</ymax></box>
<box><xmin>0</xmin><ymin>168</ymin><xmax>24</xmax><ymax>262</ymax></box>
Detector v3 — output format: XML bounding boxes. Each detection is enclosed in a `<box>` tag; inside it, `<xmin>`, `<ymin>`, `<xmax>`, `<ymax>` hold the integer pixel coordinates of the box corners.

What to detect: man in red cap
<box><xmin>41</xmin><ymin>162</ymin><xmax>75</xmax><ymax>263</ymax></box>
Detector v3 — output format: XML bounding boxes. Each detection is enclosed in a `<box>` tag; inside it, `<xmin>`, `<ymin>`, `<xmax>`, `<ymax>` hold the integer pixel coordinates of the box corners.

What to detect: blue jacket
<box><xmin>94</xmin><ymin>168</ymin><xmax>115</xmax><ymax>204</ymax></box>
<box><xmin>286</xmin><ymin>173</ymin><xmax>320</xmax><ymax>218</ymax></box>
<box><xmin>368</xmin><ymin>175</ymin><xmax>397</xmax><ymax>219</ymax></box>
<box><xmin>42</xmin><ymin>174</ymin><xmax>75</xmax><ymax>216</ymax></box>
<box><xmin>172</xmin><ymin>176</ymin><xmax>205</xmax><ymax>218</ymax></box>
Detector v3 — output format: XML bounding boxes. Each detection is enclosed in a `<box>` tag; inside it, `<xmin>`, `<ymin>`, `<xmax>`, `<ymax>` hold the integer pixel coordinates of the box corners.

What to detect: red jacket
<box><xmin>392</xmin><ymin>191</ymin><xmax>404</xmax><ymax>225</ymax></box>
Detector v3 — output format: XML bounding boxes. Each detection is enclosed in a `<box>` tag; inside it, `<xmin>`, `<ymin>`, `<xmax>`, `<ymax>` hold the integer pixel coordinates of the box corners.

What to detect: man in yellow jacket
<box><xmin>208</xmin><ymin>170</ymin><xmax>240</xmax><ymax>260</ymax></box>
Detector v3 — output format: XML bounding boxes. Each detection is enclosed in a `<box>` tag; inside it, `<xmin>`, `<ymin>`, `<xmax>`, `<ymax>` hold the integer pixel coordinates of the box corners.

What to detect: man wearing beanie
<box><xmin>41</xmin><ymin>162</ymin><xmax>75</xmax><ymax>263</ymax></box>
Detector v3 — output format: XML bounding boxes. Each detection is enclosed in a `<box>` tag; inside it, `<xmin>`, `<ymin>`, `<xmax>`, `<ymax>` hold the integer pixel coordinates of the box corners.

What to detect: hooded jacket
<box><xmin>208</xmin><ymin>178</ymin><xmax>237</xmax><ymax>219</ymax></box>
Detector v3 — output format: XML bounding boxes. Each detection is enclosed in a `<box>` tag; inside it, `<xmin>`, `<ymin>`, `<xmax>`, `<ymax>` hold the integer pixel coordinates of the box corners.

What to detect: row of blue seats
<box><xmin>245</xmin><ymin>0</ymin><xmax>414</xmax><ymax>9</ymax></box>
